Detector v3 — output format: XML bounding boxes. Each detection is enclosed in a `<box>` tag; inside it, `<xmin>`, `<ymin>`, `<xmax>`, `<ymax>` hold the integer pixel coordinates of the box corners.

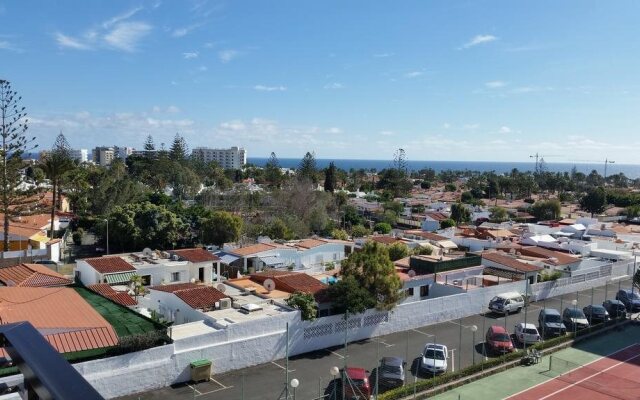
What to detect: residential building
<box><xmin>191</xmin><ymin>146</ymin><xmax>247</xmax><ymax>169</ymax></box>
<box><xmin>75</xmin><ymin>256</ymin><xmax>138</xmax><ymax>286</ymax></box>
<box><xmin>0</xmin><ymin>212</ymin><xmax>58</xmax><ymax>251</ymax></box>
<box><xmin>70</xmin><ymin>148</ymin><xmax>89</xmax><ymax>163</ymax></box>
<box><xmin>147</xmin><ymin>283</ymin><xmax>230</xmax><ymax>324</ymax></box>
<box><xmin>0</xmin><ymin>287</ymin><xmax>119</xmax><ymax>354</ymax></box>
<box><xmin>421</xmin><ymin>212</ymin><xmax>450</xmax><ymax>232</ymax></box>
<box><xmin>481</xmin><ymin>251</ymin><xmax>543</xmax><ymax>284</ymax></box>
<box><xmin>92</xmin><ymin>147</ymin><xmax>115</xmax><ymax>166</ymax></box>
<box><xmin>0</xmin><ymin>263</ymin><xmax>72</xmax><ymax>287</ymax></box>
<box><xmin>518</xmin><ymin>246</ymin><xmax>582</xmax><ymax>272</ymax></box>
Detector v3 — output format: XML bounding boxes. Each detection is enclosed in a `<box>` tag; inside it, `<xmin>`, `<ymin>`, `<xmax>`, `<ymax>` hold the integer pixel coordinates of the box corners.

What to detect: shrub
<box><xmin>374</xmin><ymin>222</ymin><xmax>392</xmax><ymax>234</ymax></box>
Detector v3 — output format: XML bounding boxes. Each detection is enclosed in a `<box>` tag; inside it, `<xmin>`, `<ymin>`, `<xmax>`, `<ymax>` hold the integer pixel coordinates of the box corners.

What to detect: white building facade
<box><xmin>191</xmin><ymin>146</ymin><xmax>247</xmax><ymax>169</ymax></box>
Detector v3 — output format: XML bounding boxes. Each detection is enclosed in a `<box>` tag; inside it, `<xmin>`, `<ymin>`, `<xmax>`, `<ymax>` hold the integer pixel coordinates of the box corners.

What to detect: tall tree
<box><xmin>264</xmin><ymin>152</ymin><xmax>283</xmax><ymax>187</ymax></box>
<box><xmin>297</xmin><ymin>152</ymin><xmax>318</xmax><ymax>184</ymax></box>
<box><xmin>201</xmin><ymin>210</ymin><xmax>243</xmax><ymax>247</ymax></box>
<box><xmin>324</xmin><ymin>161</ymin><xmax>337</xmax><ymax>192</ymax></box>
<box><xmin>143</xmin><ymin>135</ymin><xmax>156</xmax><ymax>159</ymax></box>
<box><xmin>0</xmin><ymin>80</ymin><xmax>38</xmax><ymax>252</ymax></box>
<box><xmin>40</xmin><ymin>133</ymin><xmax>74</xmax><ymax>238</ymax></box>
<box><xmin>580</xmin><ymin>187</ymin><xmax>606</xmax><ymax>217</ymax></box>
<box><xmin>169</xmin><ymin>133</ymin><xmax>188</xmax><ymax>163</ymax></box>
<box><xmin>451</xmin><ymin>202</ymin><xmax>471</xmax><ymax>225</ymax></box>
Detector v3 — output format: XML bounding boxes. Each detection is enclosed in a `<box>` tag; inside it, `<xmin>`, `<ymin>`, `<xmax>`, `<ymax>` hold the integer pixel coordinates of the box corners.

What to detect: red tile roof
<box><xmin>230</xmin><ymin>243</ymin><xmax>277</xmax><ymax>256</ymax></box>
<box><xmin>425</xmin><ymin>212</ymin><xmax>449</xmax><ymax>222</ymax></box>
<box><xmin>87</xmin><ymin>283</ymin><xmax>137</xmax><ymax>307</ymax></box>
<box><xmin>170</xmin><ymin>248</ymin><xmax>220</xmax><ymax>263</ymax></box>
<box><xmin>0</xmin><ymin>287</ymin><xmax>119</xmax><ymax>353</ymax></box>
<box><xmin>149</xmin><ymin>283</ymin><xmax>228</xmax><ymax>310</ymax></box>
<box><xmin>404</xmin><ymin>230</ymin><xmax>449</xmax><ymax>241</ymax></box>
<box><xmin>0</xmin><ymin>263</ymin><xmax>72</xmax><ymax>287</ymax></box>
<box><xmin>296</xmin><ymin>239</ymin><xmax>328</xmax><ymax>249</ymax></box>
<box><xmin>83</xmin><ymin>256</ymin><xmax>136</xmax><ymax>274</ymax></box>
<box><xmin>518</xmin><ymin>246</ymin><xmax>579</xmax><ymax>266</ymax></box>
<box><xmin>250</xmin><ymin>271</ymin><xmax>330</xmax><ymax>303</ymax></box>
<box><xmin>482</xmin><ymin>252</ymin><xmax>543</xmax><ymax>273</ymax></box>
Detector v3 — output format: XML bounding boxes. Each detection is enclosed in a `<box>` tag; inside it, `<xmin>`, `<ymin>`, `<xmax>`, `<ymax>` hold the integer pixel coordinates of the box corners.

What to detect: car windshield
<box><xmin>381</xmin><ymin>364</ymin><xmax>401</xmax><ymax>374</ymax></box>
<box><xmin>523</xmin><ymin>328</ymin><xmax>538</xmax><ymax>334</ymax></box>
<box><xmin>589</xmin><ymin>306</ymin><xmax>606</xmax><ymax>313</ymax></box>
<box><xmin>567</xmin><ymin>309</ymin><xmax>586</xmax><ymax>318</ymax></box>
<box><xmin>492</xmin><ymin>333</ymin><xmax>511</xmax><ymax>341</ymax></box>
<box><xmin>424</xmin><ymin>349</ymin><xmax>445</xmax><ymax>360</ymax></box>
<box><xmin>629</xmin><ymin>292</ymin><xmax>640</xmax><ymax>300</ymax></box>
<box><xmin>491</xmin><ymin>297</ymin><xmax>505</xmax><ymax>304</ymax></box>
<box><xmin>544</xmin><ymin>314</ymin><xmax>562</xmax><ymax>323</ymax></box>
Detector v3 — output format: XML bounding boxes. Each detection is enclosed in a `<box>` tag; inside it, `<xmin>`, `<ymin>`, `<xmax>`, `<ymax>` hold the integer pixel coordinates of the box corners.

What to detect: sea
<box><xmin>248</xmin><ymin>158</ymin><xmax>640</xmax><ymax>179</ymax></box>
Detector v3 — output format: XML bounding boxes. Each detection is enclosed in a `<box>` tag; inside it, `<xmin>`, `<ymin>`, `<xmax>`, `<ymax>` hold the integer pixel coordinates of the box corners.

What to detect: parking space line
<box><xmin>186</xmin><ymin>384</ymin><xmax>202</xmax><ymax>395</ymax></box>
<box><xmin>209</xmin><ymin>378</ymin><xmax>231</xmax><ymax>390</ymax></box>
<box><xmin>411</xmin><ymin>328</ymin><xmax>434</xmax><ymax>337</ymax></box>
<box><xmin>328</xmin><ymin>350</ymin><xmax>345</xmax><ymax>359</ymax></box>
<box><xmin>270</xmin><ymin>361</ymin><xmax>295</xmax><ymax>372</ymax></box>
<box><xmin>375</xmin><ymin>340</ymin><xmax>395</xmax><ymax>348</ymax></box>
<box><xmin>447</xmin><ymin>320</ymin><xmax>472</xmax><ymax>329</ymax></box>
<box><xmin>197</xmin><ymin>385</ymin><xmax>234</xmax><ymax>396</ymax></box>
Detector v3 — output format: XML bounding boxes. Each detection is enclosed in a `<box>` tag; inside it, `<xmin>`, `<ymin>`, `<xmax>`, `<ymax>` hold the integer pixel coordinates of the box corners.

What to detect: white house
<box><xmin>75</xmin><ymin>256</ymin><xmax>138</xmax><ymax>286</ymax></box>
<box><xmin>147</xmin><ymin>283</ymin><xmax>230</xmax><ymax>325</ymax></box>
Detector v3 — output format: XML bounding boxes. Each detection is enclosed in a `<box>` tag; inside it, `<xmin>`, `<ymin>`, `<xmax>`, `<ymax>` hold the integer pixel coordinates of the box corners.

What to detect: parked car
<box><xmin>582</xmin><ymin>305</ymin><xmax>610</xmax><ymax>324</ymax></box>
<box><xmin>616</xmin><ymin>289</ymin><xmax>640</xmax><ymax>313</ymax></box>
<box><xmin>419</xmin><ymin>343</ymin><xmax>448</xmax><ymax>374</ymax></box>
<box><xmin>538</xmin><ymin>309</ymin><xmax>567</xmax><ymax>338</ymax></box>
<box><xmin>603</xmin><ymin>299</ymin><xmax>627</xmax><ymax>320</ymax></box>
<box><xmin>562</xmin><ymin>307</ymin><xmax>590</xmax><ymax>331</ymax></box>
<box><xmin>485</xmin><ymin>325</ymin><xmax>514</xmax><ymax>354</ymax></box>
<box><xmin>378</xmin><ymin>357</ymin><xmax>405</xmax><ymax>388</ymax></box>
<box><xmin>514</xmin><ymin>323</ymin><xmax>541</xmax><ymax>345</ymax></box>
<box><xmin>488</xmin><ymin>292</ymin><xmax>525</xmax><ymax>315</ymax></box>
<box><xmin>35</xmin><ymin>259</ymin><xmax>62</xmax><ymax>267</ymax></box>
<box><xmin>341</xmin><ymin>367</ymin><xmax>371</xmax><ymax>400</ymax></box>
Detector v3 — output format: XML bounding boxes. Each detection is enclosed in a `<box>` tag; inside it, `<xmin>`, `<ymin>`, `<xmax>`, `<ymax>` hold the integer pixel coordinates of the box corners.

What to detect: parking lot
<box><xmin>118</xmin><ymin>277</ymin><xmax>635</xmax><ymax>400</ymax></box>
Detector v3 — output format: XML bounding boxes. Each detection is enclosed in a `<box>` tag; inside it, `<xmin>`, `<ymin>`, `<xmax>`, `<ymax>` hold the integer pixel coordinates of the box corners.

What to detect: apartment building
<box><xmin>191</xmin><ymin>146</ymin><xmax>247</xmax><ymax>169</ymax></box>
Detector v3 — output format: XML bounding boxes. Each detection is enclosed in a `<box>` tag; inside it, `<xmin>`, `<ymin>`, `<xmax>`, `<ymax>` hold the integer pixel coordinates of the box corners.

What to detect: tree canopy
<box><xmin>201</xmin><ymin>210</ymin><xmax>243</xmax><ymax>247</ymax></box>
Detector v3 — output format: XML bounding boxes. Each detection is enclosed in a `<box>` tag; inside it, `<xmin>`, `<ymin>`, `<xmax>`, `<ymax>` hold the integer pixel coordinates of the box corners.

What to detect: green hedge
<box><xmin>378</xmin><ymin>320</ymin><xmax>622</xmax><ymax>400</ymax></box>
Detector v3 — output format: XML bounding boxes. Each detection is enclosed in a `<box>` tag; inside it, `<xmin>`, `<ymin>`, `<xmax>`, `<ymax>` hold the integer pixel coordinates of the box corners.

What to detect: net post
<box><xmin>548</xmin><ymin>355</ymin><xmax>552</xmax><ymax>372</ymax></box>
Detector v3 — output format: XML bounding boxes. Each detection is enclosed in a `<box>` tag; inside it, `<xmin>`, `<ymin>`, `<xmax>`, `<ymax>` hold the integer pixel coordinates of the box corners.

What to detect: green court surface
<box><xmin>432</xmin><ymin>324</ymin><xmax>640</xmax><ymax>400</ymax></box>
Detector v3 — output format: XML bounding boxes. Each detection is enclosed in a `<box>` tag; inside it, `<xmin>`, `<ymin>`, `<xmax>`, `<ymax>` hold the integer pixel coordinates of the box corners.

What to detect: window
<box><xmin>171</xmin><ymin>272</ymin><xmax>180</xmax><ymax>282</ymax></box>
<box><xmin>420</xmin><ymin>285</ymin><xmax>429</xmax><ymax>297</ymax></box>
<box><xmin>406</xmin><ymin>287</ymin><xmax>414</xmax><ymax>297</ymax></box>
<box><xmin>141</xmin><ymin>275</ymin><xmax>151</xmax><ymax>286</ymax></box>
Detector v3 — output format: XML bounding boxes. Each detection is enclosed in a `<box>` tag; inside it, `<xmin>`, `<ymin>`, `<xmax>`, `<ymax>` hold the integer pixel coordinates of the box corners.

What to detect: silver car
<box><xmin>379</xmin><ymin>356</ymin><xmax>405</xmax><ymax>388</ymax></box>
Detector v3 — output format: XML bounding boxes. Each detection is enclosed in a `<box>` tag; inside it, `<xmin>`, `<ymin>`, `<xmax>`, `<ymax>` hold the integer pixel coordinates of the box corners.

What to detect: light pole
<box><xmin>290</xmin><ymin>378</ymin><xmax>299</xmax><ymax>400</ymax></box>
<box><xmin>470</xmin><ymin>325</ymin><xmax>478</xmax><ymax>365</ymax></box>
<box><xmin>330</xmin><ymin>366</ymin><xmax>339</xmax><ymax>400</ymax></box>
<box><xmin>571</xmin><ymin>299</ymin><xmax>578</xmax><ymax>337</ymax></box>
<box><xmin>285</xmin><ymin>323</ymin><xmax>290</xmax><ymax>400</ymax></box>
<box><xmin>103</xmin><ymin>218</ymin><xmax>109</xmax><ymax>255</ymax></box>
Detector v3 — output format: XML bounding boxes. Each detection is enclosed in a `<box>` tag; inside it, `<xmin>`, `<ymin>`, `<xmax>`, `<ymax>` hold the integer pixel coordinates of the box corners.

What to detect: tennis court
<box><xmin>507</xmin><ymin>343</ymin><xmax>640</xmax><ymax>400</ymax></box>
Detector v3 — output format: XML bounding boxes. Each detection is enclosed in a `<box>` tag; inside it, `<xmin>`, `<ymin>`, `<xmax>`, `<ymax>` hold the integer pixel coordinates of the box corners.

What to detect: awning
<box><xmin>104</xmin><ymin>271</ymin><xmax>136</xmax><ymax>284</ymax></box>
<box><xmin>259</xmin><ymin>255</ymin><xmax>286</xmax><ymax>267</ymax></box>
<box><xmin>214</xmin><ymin>252</ymin><xmax>240</xmax><ymax>265</ymax></box>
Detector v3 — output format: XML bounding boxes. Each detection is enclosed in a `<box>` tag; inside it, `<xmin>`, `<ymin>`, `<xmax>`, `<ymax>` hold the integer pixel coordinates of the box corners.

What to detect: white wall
<box><xmin>75</xmin><ymin>260</ymin><xmax>100</xmax><ymax>285</ymax></box>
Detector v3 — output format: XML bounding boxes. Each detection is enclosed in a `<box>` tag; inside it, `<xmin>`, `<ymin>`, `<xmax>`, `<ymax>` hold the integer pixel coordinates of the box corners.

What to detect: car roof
<box><xmin>424</xmin><ymin>343</ymin><xmax>446</xmax><ymax>351</ymax></box>
<box><xmin>540</xmin><ymin>308</ymin><xmax>561</xmax><ymax>316</ymax></box>
<box><xmin>382</xmin><ymin>356</ymin><xmax>404</xmax><ymax>366</ymax></box>
<box><xmin>606</xmin><ymin>299</ymin><xmax>625</xmax><ymax>305</ymax></box>
<box><xmin>586</xmin><ymin>304</ymin><xmax>605</xmax><ymax>309</ymax></box>
<box><xmin>489</xmin><ymin>325</ymin><xmax>507</xmax><ymax>333</ymax></box>
<box><xmin>517</xmin><ymin>322</ymin><xmax>536</xmax><ymax>329</ymax></box>
<box><xmin>345</xmin><ymin>367</ymin><xmax>367</xmax><ymax>379</ymax></box>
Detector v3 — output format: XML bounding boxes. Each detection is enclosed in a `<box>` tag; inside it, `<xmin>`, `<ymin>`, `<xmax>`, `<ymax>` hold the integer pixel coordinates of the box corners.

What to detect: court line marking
<box><xmin>270</xmin><ymin>361</ymin><xmax>295</xmax><ymax>372</ymax></box>
<box><xmin>504</xmin><ymin>343</ymin><xmax>640</xmax><ymax>400</ymax></box>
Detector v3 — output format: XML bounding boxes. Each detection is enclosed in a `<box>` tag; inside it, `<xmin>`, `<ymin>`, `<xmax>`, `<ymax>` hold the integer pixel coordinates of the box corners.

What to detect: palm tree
<box><xmin>40</xmin><ymin>133</ymin><xmax>74</xmax><ymax>239</ymax></box>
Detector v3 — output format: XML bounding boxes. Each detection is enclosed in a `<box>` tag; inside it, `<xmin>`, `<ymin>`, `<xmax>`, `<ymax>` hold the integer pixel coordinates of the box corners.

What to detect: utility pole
<box><xmin>530</xmin><ymin>153</ymin><xmax>540</xmax><ymax>174</ymax></box>
<box><xmin>604</xmin><ymin>158</ymin><xmax>615</xmax><ymax>184</ymax></box>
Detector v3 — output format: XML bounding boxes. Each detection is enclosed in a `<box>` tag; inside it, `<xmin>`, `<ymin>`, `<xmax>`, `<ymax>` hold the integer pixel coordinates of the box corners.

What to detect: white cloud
<box><xmin>379</xmin><ymin>130</ymin><xmax>395</xmax><ymax>136</ymax></box>
<box><xmin>404</xmin><ymin>71</ymin><xmax>423</xmax><ymax>78</ymax></box>
<box><xmin>152</xmin><ymin>105</ymin><xmax>181</xmax><ymax>113</ymax></box>
<box><xmin>183</xmin><ymin>51</ymin><xmax>198</xmax><ymax>59</ymax></box>
<box><xmin>0</xmin><ymin>39</ymin><xmax>22</xmax><ymax>52</ymax></box>
<box><xmin>499</xmin><ymin>126</ymin><xmax>512</xmax><ymax>134</ymax></box>
<box><xmin>102</xmin><ymin>6</ymin><xmax>143</xmax><ymax>29</ymax></box>
<box><xmin>218</xmin><ymin>49</ymin><xmax>239</xmax><ymax>63</ymax></box>
<box><xmin>442</xmin><ymin>123</ymin><xmax>451</xmax><ymax>129</ymax></box>
<box><xmin>104</xmin><ymin>21</ymin><xmax>152</xmax><ymax>52</ymax></box>
<box><xmin>511</xmin><ymin>86</ymin><xmax>555</xmax><ymax>94</ymax></box>
<box><xmin>485</xmin><ymin>81</ymin><xmax>507</xmax><ymax>88</ymax></box>
<box><xmin>197</xmin><ymin>65</ymin><xmax>208</xmax><ymax>72</ymax></box>
<box><xmin>373</xmin><ymin>53</ymin><xmax>393</xmax><ymax>58</ymax></box>
<box><xmin>54</xmin><ymin>32</ymin><xmax>92</xmax><ymax>50</ymax></box>
<box><xmin>172</xmin><ymin>23</ymin><xmax>203</xmax><ymax>38</ymax></box>
<box><xmin>326</xmin><ymin>127</ymin><xmax>343</xmax><ymax>134</ymax></box>
<box><xmin>323</xmin><ymin>82</ymin><xmax>344</xmax><ymax>90</ymax></box>
<box><xmin>463</xmin><ymin>123</ymin><xmax>480</xmax><ymax>130</ymax></box>
<box><xmin>461</xmin><ymin>34</ymin><xmax>498</xmax><ymax>49</ymax></box>
<box><xmin>254</xmin><ymin>85</ymin><xmax>287</xmax><ymax>92</ymax></box>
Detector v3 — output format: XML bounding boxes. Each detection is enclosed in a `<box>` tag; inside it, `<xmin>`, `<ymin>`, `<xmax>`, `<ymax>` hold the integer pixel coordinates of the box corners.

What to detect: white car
<box><xmin>514</xmin><ymin>323</ymin><xmax>541</xmax><ymax>344</ymax></box>
<box><xmin>420</xmin><ymin>343</ymin><xmax>448</xmax><ymax>374</ymax></box>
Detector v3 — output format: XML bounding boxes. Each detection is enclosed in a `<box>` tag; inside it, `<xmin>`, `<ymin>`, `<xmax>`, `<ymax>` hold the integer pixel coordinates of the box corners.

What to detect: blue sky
<box><xmin>2</xmin><ymin>0</ymin><xmax>640</xmax><ymax>162</ymax></box>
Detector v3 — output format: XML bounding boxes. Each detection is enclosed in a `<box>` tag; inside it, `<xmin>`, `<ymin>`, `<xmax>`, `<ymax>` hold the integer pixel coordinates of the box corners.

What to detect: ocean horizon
<box><xmin>248</xmin><ymin>158</ymin><xmax>640</xmax><ymax>179</ymax></box>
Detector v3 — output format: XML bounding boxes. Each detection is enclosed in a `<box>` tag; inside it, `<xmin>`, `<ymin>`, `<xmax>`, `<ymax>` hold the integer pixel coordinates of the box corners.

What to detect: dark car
<box><xmin>378</xmin><ymin>357</ymin><xmax>405</xmax><ymax>389</ymax></box>
<box><xmin>562</xmin><ymin>308</ymin><xmax>590</xmax><ymax>331</ymax></box>
<box><xmin>616</xmin><ymin>290</ymin><xmax>640</xmax><ymax>313</ymax></box>
<box><xmin>537</xmin><ymin>309</ymin><xmax>566</xmax><ymax>337</ymax></box>
<box><xmin>603</xmin><ymin>299</ymin><xmax>627</xmax><ymax>320</ymax></box>
<box><xmin>583</xmin><ymin>305</ymin><xmax>609</xmax><ymax>324</ymax></box>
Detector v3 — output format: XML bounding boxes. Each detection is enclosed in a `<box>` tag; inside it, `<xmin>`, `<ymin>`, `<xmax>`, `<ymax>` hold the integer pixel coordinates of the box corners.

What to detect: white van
<box><xmin>488</xmin><ymin>292</ymin><xmax>525</xmax><ymax>315</ymax></box>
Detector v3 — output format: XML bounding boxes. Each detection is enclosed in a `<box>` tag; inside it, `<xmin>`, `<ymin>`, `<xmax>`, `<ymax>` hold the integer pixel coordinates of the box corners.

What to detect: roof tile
<box><xmin>83</xmin><ymin>256</ymin><xmax>136</xmax><ymax>274</ymax></box>
<box><xmin>170</xmin><ymin>248</ymin><xmax>220</xmax><ymax>263</ymax></box>
<box><xmin>0</xmin><ymin>263</ymin><xmax>72</xmax><ymax>287</ymax></box>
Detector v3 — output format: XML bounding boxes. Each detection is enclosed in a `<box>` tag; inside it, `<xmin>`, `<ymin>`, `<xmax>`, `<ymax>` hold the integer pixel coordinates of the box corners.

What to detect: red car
<box><xmin>485</xmin><ymin>325</ymin><xmax>514</xmax><ymax>355</ymax></box>
<box><xmin>341</xmin><ymin>367</ymin><xmax>371</xmax><ymax>400</ymax></box>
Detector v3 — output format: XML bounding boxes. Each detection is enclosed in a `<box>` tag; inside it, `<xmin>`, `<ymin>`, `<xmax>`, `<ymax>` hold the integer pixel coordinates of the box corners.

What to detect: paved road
<box><xmin>118</xmin><ymin>277</ymin><xmax>634</xmax><ymax>400</ymax></box>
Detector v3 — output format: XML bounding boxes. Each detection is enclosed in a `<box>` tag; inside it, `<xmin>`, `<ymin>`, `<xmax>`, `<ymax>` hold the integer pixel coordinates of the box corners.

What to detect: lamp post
<box><xmin>470</xmin><ymin>325</ymin><xmax>478</xmax><ymax>365</ymax></box>
<box><xmin>571</xmin><ymin>299</ymin><xmax>578</xmax><ymax>337</ymax></box>
<box><xmin>330</xmin><ymin>366</ymin><xmax>339</xmax><ymax>400</ymax></box>
<box><xmin>290</xmin><ymin>378</ymin><xmax>299</xmax><ymax>400</ymax></box>
<box><xmin>103</xmin><ymin>218</ymin><xmax>109</xmax><ymax>255</ymax></box>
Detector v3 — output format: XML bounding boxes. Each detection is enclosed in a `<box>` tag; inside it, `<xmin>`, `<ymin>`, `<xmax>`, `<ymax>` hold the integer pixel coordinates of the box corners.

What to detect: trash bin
<box><xmin>190</xmin><ymin>359</ymin><xmax>212</xmax><ymax>382</ymax></box>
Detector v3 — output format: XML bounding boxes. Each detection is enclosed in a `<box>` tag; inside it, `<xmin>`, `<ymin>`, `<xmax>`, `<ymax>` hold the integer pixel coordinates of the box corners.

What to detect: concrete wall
<box><xmin>75</xmin><ymin>260</ymin><xmax>100</xmax><ymax>285</ymax></box>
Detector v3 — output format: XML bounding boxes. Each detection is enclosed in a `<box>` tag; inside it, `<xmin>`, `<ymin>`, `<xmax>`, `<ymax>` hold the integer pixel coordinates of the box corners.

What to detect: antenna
<box><xmin>216</xmin><ymin>283</ymin><xmax>227</xmax><ymax>293</ymax></box>
<box><xmin>263</xmin><ymin>278</ymin><xmax>276</xmax><ymax>292</ymax></box>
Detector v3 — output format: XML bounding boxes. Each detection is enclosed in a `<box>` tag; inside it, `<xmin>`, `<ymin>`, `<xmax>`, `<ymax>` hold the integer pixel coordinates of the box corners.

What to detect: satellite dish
<box><xmin>190</xmin><ymin>278</ymin><xmax>196</xmax><ymax>283</ymax></box>
<box><xmin>407</xmin><ymin>270</ymin><xmax>416</xmax><ymax>278</ymax></box>
<box><xmin>216</xmin><ymin>283</ymin><xmax>227</xmax><ymax>293</ymax></box>
<box><xmin>263</xmin><ymin>278</ymin><xmax>276</xmax><ymax>292</ymax></box>
<box><xmin>142</xmin><ymin>248</ymin><xmax>153</xmax><ymax>257</ymax></box>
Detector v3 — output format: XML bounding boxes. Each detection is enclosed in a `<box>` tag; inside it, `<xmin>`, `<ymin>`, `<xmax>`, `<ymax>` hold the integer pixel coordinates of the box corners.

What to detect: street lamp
<box><xmin>330</xmin><ymin>366</ymin><xmax>340</xmax><ymax>400</ymax></box>
<box><xmin>470</xmin><ymin>325</ymin><xmax>478</xmax><ymax>365</ymax></box>
<box><xmin>103</xmin><ymin>218</ymin><xmax>109</xmax><ymax>255</ymax></box>
<box><xmin>290</xmin><ymin>378</ymin><xmax>299</xmax><ymax>400</ymax></box>
<box><xmin>571</xmin><ymin>299</ymin><xmax>578</xmax><ymax>336</ymax></box>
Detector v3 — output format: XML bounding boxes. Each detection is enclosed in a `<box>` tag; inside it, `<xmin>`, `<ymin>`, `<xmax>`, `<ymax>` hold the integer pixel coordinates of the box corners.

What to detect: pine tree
<box><xmin>297</xmin><ymin>151</ymin><xmax>318</xmax><ymax>184</ymax></box>
<box><xmin>143</xmin><ymin>135</ymin><xmax>155</xmax><ymax>159</ymax></box>
<box><xmin>169</xmin><ymin>133</ymin><xmax>188</xmax><ymax>163</ymax></box>
<box><xmin>0</xmin><ymin>80</ymin><xmax>38</xmax><ymax>252</ymax></box>
<box><xmin>264</xmin><ymin>152</ymin><xmax>283</xmax><ymax>187</ymax></box>
<box><xmin>41</xmin><ymin>133</ymin><xmax>74</xmax><ymax>238</ymax></box>
<box><xmin>324</xmin><ymin>161</ymin><xmax>337</xmax><ymax>192</ymax></box>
